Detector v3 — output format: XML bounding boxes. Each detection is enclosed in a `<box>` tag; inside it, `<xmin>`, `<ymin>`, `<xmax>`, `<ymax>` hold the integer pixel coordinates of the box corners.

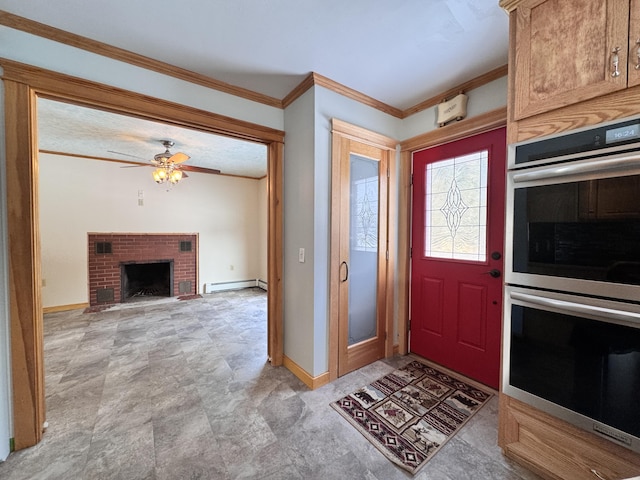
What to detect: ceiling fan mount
<box><xmin>152</xmin><ymin>140</ymin><xmax>189</xmax><ymax>166</ymax></box>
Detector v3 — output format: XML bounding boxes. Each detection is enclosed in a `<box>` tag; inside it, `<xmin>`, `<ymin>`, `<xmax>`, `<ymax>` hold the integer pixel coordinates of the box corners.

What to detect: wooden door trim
<box><xmin>1</xmin><ymin>59</ymin><xmax>285</xmax><ymax>449</ymax></box>
<box><xmin>337</xmin><ymin>141</ymin><xmax>388</xmax><ymax>377</ymax></box>
<box><xmin>4</xmin><ymin>79</ymin><xmax>45</xmax><ymax>450</ymax></box>
<box><xmin>396</xmin><ymin>108</ymin><xmax>507</xmax><ymax>356</ymax></box>
<box><xmin>267</xmin><ymin>140</ymin><xmax>284</xmax><ymax>366</ymax></box>
<box><xmin>329</xmin><ymin>119</ymin><xmax>397</xmax><ymax>381</ymax></box>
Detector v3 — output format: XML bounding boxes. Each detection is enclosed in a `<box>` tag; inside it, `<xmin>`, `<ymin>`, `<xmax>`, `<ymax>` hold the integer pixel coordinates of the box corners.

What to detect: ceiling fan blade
<box><xmin>120</xmin><ymin>164</ymin><xmax>149</xmax><ymax>168</ymax></box>
<box><xmin>182</xmin><ymin>172</ymin><xmax>189</xmax><ymax>178</ymax></box>
<box><xmin>108</xmin><ymin>150</ymin><xmax>147</xmax><ymax>160</ymax></box>
<box><xmin>169</xmin><ymin>152</ymin><xmax>190</xmax><ymax>164</ymax></box>
<box><xmin>182</xmin><ymin>165</ymin><xmax>221</xmax><ymax>175</ymax></box>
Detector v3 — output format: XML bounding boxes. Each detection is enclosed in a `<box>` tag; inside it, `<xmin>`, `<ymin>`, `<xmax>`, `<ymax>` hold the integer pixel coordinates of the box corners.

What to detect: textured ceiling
<box><xmin>37</xmin><ymin>98</ymin><xmax>268</xmax><ymax>178</ymax></box>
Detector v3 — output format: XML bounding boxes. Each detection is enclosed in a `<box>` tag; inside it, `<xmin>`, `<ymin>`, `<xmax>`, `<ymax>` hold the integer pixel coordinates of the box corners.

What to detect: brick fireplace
<box><xmin>88</xmin><ymin>233</ymin><xmax>198</xmax><ymax>307</ymax></box>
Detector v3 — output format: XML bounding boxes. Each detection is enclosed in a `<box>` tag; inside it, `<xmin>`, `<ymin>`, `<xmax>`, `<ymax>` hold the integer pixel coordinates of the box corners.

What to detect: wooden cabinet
<box><xmin>500</xmin><ymin>1</ymin><xmax>640</xmax><ymax>478</ymax></box>
<box><xmin>499</xmin><ymin>395</ymin><xmax>640</xmax><ymax>480</ymax></box>
<box><xmin>504</xmin><ymin>0</ymin><xmax>640</xmax><ymax>120</ymax></box>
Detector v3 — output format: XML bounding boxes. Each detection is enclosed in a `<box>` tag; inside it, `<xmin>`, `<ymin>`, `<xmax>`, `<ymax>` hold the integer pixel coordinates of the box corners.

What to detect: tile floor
<box><xmin>0</xmin><ymin>288</ymin><xmax>541</xmax><ymax>479</ymax></box>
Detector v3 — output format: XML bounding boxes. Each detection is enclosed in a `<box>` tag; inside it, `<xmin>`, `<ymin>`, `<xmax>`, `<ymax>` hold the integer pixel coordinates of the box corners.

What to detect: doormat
<box><xmin>330</xmin><ymin>359</ymin><xmax>493</xmax><ymax>475</ymax></box>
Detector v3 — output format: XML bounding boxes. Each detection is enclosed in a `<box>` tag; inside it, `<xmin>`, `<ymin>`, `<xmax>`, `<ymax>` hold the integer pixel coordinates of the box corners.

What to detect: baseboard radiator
<box><xmin>204</xmin><ymin>279</ymin><xmax>267</xmax><ymax>294</ymax></box>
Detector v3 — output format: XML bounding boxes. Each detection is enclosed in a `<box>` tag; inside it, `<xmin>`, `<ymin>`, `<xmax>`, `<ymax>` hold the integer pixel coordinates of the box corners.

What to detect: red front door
<box><xmin>410</xmin><ymin>128</ymin><xmax>506</xmax><ymax>389</ymax></box>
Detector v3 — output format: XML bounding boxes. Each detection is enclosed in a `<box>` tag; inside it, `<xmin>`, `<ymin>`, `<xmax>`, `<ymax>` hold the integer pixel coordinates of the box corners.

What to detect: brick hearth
<box><xmin>88</xmin><ymin>233</ymin><xmax>198</xmax><ymax>306</ymax></box>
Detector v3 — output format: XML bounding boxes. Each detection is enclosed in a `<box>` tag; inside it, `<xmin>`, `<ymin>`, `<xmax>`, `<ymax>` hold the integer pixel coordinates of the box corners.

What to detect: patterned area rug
<box><xmin>331</xmin><ymin>359</ymin><xmax>493</xmax><ymax>475</ymax></box>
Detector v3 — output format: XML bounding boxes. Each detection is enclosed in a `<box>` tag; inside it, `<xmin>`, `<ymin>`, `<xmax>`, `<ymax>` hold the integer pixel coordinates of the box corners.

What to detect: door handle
<box><xmin>340</xmin><ymin>261</ymin><xmax>349</xmax><ymax>282</ymax></box>
<box><xmin>484</xmin><ymin>269</ymin><xmax>501</xmax><ymax>278</ymax></box>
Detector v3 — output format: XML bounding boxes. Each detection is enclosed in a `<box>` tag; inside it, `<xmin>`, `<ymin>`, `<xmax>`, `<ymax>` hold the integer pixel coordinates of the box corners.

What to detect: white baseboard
<box><xmin>204</xmin><ymin>279</ymin><xmax>267</xmax><ymax>294</ymax></box>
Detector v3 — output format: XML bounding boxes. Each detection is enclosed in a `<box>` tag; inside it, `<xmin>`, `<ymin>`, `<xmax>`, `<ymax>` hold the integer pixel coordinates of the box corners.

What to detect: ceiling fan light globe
<box><xmin>152</xmin><ymin>168</ymin><xmax>167</xmax><ymax>183</ymax></box>
<box><xmin>169</xmin><ymin>169</ymin><xmax>183</xmax><ymax>184</ymax></box>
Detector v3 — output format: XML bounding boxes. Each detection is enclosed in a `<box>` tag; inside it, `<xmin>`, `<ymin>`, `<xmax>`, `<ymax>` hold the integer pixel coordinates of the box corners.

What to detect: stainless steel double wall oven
<box><xmin>503</xmin><ymin>117</ymin><xmax>640</xmax><ymax>453</ymax></box>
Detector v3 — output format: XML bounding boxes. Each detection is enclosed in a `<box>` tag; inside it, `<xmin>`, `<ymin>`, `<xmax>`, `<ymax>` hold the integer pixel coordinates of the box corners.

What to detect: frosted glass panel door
<box><xmin>348</xmin><ymin>154</ymin><xmax>379</xmax><ymax>345</ymax></box>
<box><xmin>333</xmin><ymin>130</ymin><xmax>387</xmax><ymax>378</ymax></box>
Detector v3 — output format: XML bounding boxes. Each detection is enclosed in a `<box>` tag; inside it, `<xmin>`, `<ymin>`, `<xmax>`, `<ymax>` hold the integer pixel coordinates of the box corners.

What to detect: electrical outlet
<box><xmin>298</xmin><ymin>248</ymin><xmax>305</xmax><ymax>263</ymax></box>
<box><xmin>230</xmin><ymin>265</ymin><xmax>234</xmax><ymax>271</ymax></box>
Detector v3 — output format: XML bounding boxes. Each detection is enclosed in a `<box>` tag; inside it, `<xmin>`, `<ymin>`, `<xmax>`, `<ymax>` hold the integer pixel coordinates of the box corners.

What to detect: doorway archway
<box><xmin>2</xmin><ymin>58</ymin><xmax>284</xmax><ymax>449</ymax></box>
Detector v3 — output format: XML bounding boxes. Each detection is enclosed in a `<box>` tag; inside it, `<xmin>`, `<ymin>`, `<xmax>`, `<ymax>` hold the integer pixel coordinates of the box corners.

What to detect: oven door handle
<box><xmin>512</xmin><ymin>152</ymin><xmax>640</xmax><ymax>183</ymax></box>
<box><xmin>510</xmin><ymin>291</ymin><xmax>640</xmax><ymax>325</ymax></box>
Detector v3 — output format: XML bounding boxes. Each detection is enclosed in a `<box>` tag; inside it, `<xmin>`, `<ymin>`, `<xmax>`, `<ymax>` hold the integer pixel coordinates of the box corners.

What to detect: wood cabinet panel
<box><xmin>628</xmin><ymin>0</ymin><xmax>640</xmax><ymax>87</ymax></box>
<box><xmin>509</xmin><ymin>82</ymin><xmax>640</xmax><ymax>142</ymax></box>
<box><xmin>499</xmin><ymin>395</ymin><xmax>640</xmax><ymax>480</ymax></box>
<box><xmin>512</xmin><ymin>0</ymin><xmax>629</xmax><ymax>120</ymax></box>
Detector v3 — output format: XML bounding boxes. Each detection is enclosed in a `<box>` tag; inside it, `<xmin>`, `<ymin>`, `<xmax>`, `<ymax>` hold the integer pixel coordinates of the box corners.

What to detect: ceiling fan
<box><xmin>147</xmin><ymin>140</ymin><xmax>189</xmax><ymax>185</ymax></box>
<box><xmin>111</xmin><ymin>139</ymin><xmax>223</xmax><ymax>187</ymax></box>
<box><xmin>111</xmin><ymin>140</ymin><xmax>206</xmax><ymax>186</ymax></box>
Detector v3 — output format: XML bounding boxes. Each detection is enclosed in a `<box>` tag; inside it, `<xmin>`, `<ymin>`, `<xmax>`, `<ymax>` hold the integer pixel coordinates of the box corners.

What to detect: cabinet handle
<box><xmin>635</xmin><ymin>39</ymin><xmax>640</xmax><ymax>70</ymax></box>
<box><xmin>611</xmin><ymin>46</ymin><xmax>621</xmax><ymax>77</ymax></box>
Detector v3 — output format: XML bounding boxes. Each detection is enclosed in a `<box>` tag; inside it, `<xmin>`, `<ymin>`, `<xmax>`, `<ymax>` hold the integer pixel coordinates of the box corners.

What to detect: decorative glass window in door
<box><xmin>348</xmin><ymin>154</ymin><xmax>379</xmax><ymax>345</ymax></box>
<box><xmin>424</xmin><ymin>150</ymin><xmax>488</xmax><ymax>261</ymax></box>
<box><xmin>352</xmin><ymin>174</ymin><xmax>379</xmax><ymax>252</ymax></box>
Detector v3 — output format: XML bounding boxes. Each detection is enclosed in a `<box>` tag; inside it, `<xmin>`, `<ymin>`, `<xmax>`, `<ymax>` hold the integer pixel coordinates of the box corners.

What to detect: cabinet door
<box><xmin>628</xmin><ymin>0</ymin><xmax>640</xmax><ymax>87</ymax></box>
<box><xmin>499</xmin><ymin>395</ymin><xmax>640</xmax><ymax>480</ymax></box>
<box><xmin>513</xmin><ymin>0</ymin><xmax>629</xmax><ymax>120</ymax></box>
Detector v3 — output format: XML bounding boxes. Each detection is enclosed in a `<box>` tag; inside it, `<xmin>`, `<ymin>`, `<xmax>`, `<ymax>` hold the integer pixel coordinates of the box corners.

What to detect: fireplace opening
<box><xmin>121</xmin><ymin>260</ymin><xmax>174</xmax><ymax>302</ymax></box>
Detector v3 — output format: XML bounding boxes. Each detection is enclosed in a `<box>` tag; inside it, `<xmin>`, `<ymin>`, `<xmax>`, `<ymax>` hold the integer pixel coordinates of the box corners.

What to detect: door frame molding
<box><xmin>329</xmin><ymin>119</ymin><xmax>397</xmax><ymax>381</ymax></box>
<box><xmin>1</xmin><ymin>58</ymin><xmax>285</xmax><ymax>449</ymax></box>
<box><xmin>397</xmin><ymin>107</ymin><xmax>507</xmax><ymax>356</ymax></box>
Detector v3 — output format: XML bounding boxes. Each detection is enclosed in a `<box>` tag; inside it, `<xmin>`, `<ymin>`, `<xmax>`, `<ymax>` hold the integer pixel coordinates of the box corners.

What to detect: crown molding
<box><xmin>312</xmin><ymin>72</ymin><xmax>404</xmax><ymax>118</ymax></box>
<box><xmin>0</xmin><ymin>10</ymin><xmax>284</xmax><ymax>109</ymax></box>
<box><xmin>282</xmin><ymin>72</ymin><xmax>404</xmax><ymax>118</ymax></box>
<box><xmin>281</xmin><ymin>73</ymin><xmax>316</xmax><ymax>108</ymax></box>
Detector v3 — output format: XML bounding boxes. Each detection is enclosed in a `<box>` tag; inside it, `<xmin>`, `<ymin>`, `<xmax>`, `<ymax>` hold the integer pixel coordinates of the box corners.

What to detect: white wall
<box><xmin>39</xmin><ymin>153</ymin><xmax>263</xmax><ymax>307</ymax></box>
<box><xmin>283</xmin><ymin>88</ymin><xmax>316</xmax><ymax>374</ymax></box>
<box><xmin>258</xmin><ymin>177</ymin><xmax>268</xmax><ymax>283</ymax></box>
